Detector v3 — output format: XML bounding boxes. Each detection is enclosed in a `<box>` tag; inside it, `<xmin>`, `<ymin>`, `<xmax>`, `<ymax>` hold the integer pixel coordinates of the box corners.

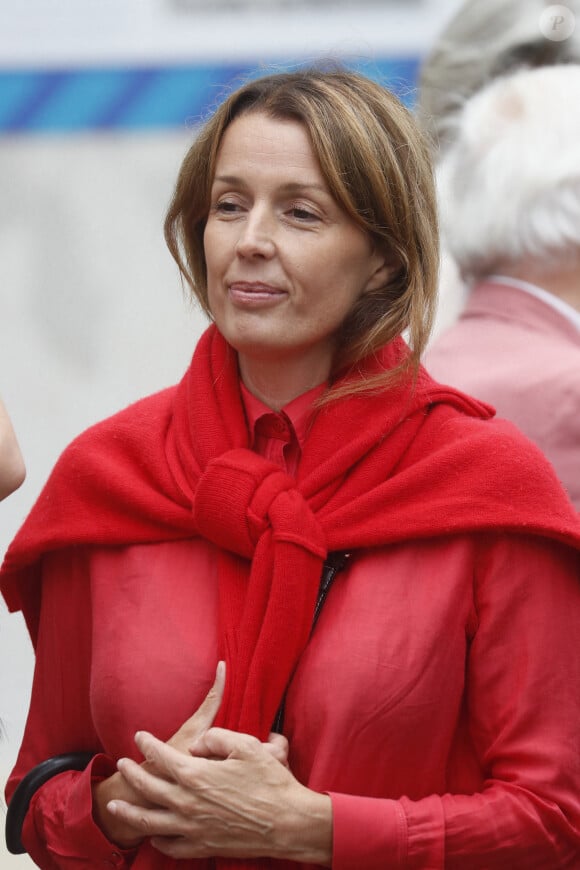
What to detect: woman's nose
<box><xmin>235</xmin><ymin>208</ymin><xmax>276</xmax><ymax>259</ymax></box>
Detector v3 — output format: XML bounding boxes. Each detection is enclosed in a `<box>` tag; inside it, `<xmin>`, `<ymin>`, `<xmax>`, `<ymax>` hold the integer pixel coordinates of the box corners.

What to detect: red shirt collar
<box><xmin>240</xmin><ymin>380</ymin><xmax>326</xmax><ymax>456</ymax></box>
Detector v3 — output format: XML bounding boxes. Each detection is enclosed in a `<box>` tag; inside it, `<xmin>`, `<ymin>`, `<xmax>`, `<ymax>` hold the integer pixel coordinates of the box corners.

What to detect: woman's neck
<box><xmin>238</xmin><ymin>354</ymin><xmax>330</xmax><ymax>412</ymax></box>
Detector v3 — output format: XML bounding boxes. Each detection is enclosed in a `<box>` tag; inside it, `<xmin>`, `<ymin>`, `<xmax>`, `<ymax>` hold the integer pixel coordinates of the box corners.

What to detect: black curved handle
<box><xmin>6</xmin><ymin>751</ymin><xmax>94</xmax><ymax>854</ymax></box>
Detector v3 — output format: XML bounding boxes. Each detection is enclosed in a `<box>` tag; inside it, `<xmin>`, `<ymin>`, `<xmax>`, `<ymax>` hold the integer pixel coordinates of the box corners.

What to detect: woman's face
<box><xmin>203</xmin><ymin>111</ymin><xmax>387</xmax><ymax>386</ymax></box>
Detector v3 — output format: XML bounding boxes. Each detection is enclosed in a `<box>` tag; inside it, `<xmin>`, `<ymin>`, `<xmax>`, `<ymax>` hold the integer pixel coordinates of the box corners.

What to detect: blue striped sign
<box><xmin>0</xmin><ymin>57</ymin><xmax>419</xmax><ymax>134</ymax></box>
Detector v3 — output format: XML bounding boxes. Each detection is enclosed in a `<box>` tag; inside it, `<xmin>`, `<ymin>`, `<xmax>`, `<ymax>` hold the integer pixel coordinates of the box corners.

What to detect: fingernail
<box><xmin>217</xmin><ymin>660</ymin><xmax>226</xmax><ymax>678</ymax></box>
<box><xmin>107</xmin><ymin>801</ymin><xmax>118</xmax><ymax>814</ymax></box>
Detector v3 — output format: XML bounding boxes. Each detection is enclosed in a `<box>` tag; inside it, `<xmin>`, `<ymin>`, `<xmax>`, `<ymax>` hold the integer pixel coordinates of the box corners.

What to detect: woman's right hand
<box><xmin>92</xmin><ymin>661</ymin><xmax>289</xmax><ymax>847</ymax></box>
<box><xmin>92</xmin><ymin>661</ymin><xmax>227</xmax><ymax>848</ymax></box>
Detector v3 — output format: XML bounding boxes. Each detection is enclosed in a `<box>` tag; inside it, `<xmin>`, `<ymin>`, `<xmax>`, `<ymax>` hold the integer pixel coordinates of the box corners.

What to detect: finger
<box><xmin>192</xmin><ymin>726</ymin><xmax>262</xmax><ymax>761</ymax></box>
<box><xmin>106</xmin><ymin>799</ymin><xmax>184</xmax><ymax>839</ymax></box>
<box><xmin>117</xmin><ymin>755</ymin><xmax>179</xmax><ymax>808</ymax></box>
<box><xmin>132</xmin><ymin>731</ymin><xmax>199</xmax><ymax>785</ymax></box>
<box><xmin>265</xmin><ymin>732</ymin><xmax>289</xmax><ymax>766</ymax></box>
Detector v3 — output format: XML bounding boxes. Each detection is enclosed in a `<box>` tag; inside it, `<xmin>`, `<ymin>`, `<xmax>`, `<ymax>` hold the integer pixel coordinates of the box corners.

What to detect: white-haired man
<box><xmin>425</xmin><ymin>64</ymin><xmax>580</xmax><ymax>509</ymax></box>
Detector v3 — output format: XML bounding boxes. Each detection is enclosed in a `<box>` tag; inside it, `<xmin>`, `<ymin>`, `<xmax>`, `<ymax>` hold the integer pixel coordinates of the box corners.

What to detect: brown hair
<box><xmin>164</xmin><ymin>67</ymin><xmax>439</xmax><ymax>397</ymax></box>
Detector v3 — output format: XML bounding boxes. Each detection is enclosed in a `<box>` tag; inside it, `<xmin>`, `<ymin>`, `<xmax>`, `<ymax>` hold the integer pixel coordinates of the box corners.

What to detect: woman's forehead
<box><xmin>213</xmin><ymin>112</ymin><xmax>327</xmax><ymax>186</ymax></box>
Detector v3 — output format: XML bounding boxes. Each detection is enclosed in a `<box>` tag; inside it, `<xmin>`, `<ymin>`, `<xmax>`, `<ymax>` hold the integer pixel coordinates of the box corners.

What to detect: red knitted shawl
<box><xmin>2</xmin><ymin>326</ymin><xmax>579</xmax><ymax>869</ymax></box>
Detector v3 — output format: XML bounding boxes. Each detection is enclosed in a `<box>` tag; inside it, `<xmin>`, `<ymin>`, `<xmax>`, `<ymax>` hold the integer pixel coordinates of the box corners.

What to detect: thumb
<box><xmin>194</xmin><ymin>660</ymin><xmax>226</xmax><ymax>729</ymax></box>
<box><xmin>165</xmin><ymin>660</ymin><xmax>226</xmax><ymax>757</ymax></box>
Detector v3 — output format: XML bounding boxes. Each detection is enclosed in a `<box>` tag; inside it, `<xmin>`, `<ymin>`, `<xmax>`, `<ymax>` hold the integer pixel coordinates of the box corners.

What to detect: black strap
<box><xmin>311</xmin><ymin>551</ymin><xmax>350</xmax><ymax>629</ymax></box>
<box><xmin>6</xmin><ymin>751</ymin><xmax>94</xmax><ymax>854</ymax></box>
<box><xmin>272</xmin><ymin>551</ymin><xmax>351</xmax><ymax>734</ymax></box>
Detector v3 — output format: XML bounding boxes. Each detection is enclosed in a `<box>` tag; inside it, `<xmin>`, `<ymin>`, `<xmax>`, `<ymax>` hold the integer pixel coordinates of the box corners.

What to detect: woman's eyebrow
<box><xmin>212</xmin><ymin>175</ymin><xmax>328</xmax><ymax>195</ymax></box>
<box><xmin>278</xmin><ymin>181</ymin><xmax>329</xmax><ymax>195</ymax></box>
<box><xmin>212</xmin><ymin>174</ymin><xmax>245</xmax><ymax>186</ymax></box>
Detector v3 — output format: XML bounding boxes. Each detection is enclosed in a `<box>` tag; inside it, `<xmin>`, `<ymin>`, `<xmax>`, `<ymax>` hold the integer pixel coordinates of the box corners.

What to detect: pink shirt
<box><xmin>9</xmin><ymin>390</ymin><xmax>580</xmax><ymax>869</ymax></box>
<box><xmin>426</xmin><ymin>280</ymin><xmax>580</xmax><ymax>510</ymax></box>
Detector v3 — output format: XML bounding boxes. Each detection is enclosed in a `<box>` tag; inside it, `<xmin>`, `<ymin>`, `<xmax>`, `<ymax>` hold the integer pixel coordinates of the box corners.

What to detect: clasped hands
<box><xmin>93</xmin><ymin>662</ymin><xmax>332</xmax><ymax>864</ymax></box>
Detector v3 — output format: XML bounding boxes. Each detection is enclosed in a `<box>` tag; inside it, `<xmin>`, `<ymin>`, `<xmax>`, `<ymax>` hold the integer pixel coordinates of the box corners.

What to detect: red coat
<box><xmin>10</xmin><ymin>531</ymin><xmax>580</xmax><ymax>868</ymax></box>
<box><xmin>4</xmin><ymin>328</ymin><xmax>580</xmax><ymax>868</ymax></box>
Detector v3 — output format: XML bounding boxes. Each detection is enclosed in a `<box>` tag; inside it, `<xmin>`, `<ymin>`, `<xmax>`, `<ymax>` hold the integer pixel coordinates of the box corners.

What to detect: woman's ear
<box><xmin>363</xmin><ymin>251</ymin><xmax>395</xmax><ymax>295</ymax></box>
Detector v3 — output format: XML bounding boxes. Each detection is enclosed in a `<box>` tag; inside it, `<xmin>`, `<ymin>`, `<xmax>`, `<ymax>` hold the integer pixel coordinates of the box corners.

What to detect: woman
<box><xmin>2</xmin><ymin>68</ymin><xmax>580</xmax><ymax>869</ymax></box>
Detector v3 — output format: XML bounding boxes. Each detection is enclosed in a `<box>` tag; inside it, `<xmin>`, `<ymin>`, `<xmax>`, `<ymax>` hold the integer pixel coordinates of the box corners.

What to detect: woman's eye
<box><xmin>289</xmin><ymin>206</ymin><xmax>318</xmax><ymax>221</ymax></box>
<box><xmin>215</xmin><ymin>200</ymin><xmax>240</xmax><ymax>214</ymax></box>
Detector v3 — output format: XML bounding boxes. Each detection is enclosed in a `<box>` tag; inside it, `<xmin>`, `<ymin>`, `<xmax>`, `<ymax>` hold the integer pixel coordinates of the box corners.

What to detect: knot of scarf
<box><xmin>193</xmin><ymin>448</ymin><xmax>326</xmax><ymax>561</ymax></box>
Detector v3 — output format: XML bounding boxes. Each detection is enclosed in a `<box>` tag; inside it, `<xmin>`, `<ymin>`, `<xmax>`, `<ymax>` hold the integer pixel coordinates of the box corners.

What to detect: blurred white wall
<box><xmin>0</xmin><ymin>1</ymin><xmax>466</xmax><ymax>865</ymax></box>
<box><xmin>0</xmin><ymin>129</ymin><xmax>207</xmax><ymax>867</ymax></box>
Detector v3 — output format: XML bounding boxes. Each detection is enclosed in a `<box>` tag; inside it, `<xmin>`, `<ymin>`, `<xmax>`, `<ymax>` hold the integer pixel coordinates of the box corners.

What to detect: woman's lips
<box><xmin>229</xmin><ymin>282</ymin><xmax>287</xmax><ymax>305</ymax></box>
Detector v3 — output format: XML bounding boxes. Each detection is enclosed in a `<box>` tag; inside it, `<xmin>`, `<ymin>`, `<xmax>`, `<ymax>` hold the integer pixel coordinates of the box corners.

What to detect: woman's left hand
<box><xmin>108</xmin><ymin>727</ymin><xmax>332</xmax><ymax>865</ymax></box>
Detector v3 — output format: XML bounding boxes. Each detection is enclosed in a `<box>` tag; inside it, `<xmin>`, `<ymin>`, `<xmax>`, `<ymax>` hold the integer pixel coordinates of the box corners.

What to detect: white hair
<box><xmin>436</xmin><ymin>64</ymin><xmax>580</xmax><ymax>282</ymax></box>
<box><xmin>417</xmin><ymin>0</ymin><xmax>580</xmax><ymax>155</ymax></box>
